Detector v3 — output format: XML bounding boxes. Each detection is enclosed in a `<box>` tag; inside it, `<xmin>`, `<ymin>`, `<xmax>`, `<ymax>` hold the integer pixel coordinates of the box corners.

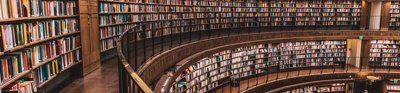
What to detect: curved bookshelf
<box><xmin>169</xmin><ymin>40</ymin><xmax>348</xmax><ymax>93</ymax></box>
<box><xmin>98</xmin><ymin>0</ymin><xmax>362</xmax><ymax>53</ymax></box>
<box><xmin>161</xmin><ymin>38</ymin><xmax>400</xmax><ymax>93</ymax></box>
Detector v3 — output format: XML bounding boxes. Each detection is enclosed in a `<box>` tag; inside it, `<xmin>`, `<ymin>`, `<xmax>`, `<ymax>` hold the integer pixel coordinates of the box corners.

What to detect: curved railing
<box><xmin>116</xmin><ymin>16</ymin><xmax>400</xmax><ymax>93</ymax></box>
<box><xmin>117</xmin><ymin>26</ymin><xmax>153</xmax><ymax>93</ymax></box>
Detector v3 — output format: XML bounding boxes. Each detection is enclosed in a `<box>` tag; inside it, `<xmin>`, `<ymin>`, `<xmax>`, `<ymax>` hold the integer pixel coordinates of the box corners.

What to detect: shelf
<box><xmin>31</xmin><ymin>47</ymin><xmax>82</xmax><ymax>70</ymax></box>
<box><xmin>0</xmin><ymin>70</ymin><xmax>31</xmax><ymax>89</ymax></box>
<box><xmin>0</xmin><ymin>15</ymin><xmax>79</xmax><ymax>23</ymax></box>
<box><xmin>101</xmin><ymin>47</ymin><xmax>116</xmax><ymax>53</ymax></box>
<box><xmin>37</xmin><ymin>61</ymin><xmax>82</xmax><ymax>88</ymax></box>
<box><xmin>0</xmin><ymin>32</ymin><xmax>80</xmax><ymax>57</ymax></box>
<box><xmin>100</xmin><ymin>35</ymin><xmax>121</xmax><ymax>40</ymax></box>
<box><xmin>0</xmin><ymin>47</ymin><xmax>82</xmax><ymax>90</ymax></box>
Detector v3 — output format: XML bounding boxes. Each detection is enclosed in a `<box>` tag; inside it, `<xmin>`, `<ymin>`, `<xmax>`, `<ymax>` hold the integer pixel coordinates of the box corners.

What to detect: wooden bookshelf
<box><xmin>97</xmin><ymin>0</ymin><xmax>362</xmax><ymax>56</ymax></box>
<box><xmin>169</xmin><ymin>40</ymin><xmax>348</xmax><ymax>93</ymax></box>
<box><xmin>0</xmin><ymin>0</ymin><xmax>86</xmax><ymax>92</ymax></box>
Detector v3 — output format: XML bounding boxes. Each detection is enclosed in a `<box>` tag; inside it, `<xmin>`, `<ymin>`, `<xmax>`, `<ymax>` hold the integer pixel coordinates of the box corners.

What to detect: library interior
<box><xmin>3</xmin><ymin>0</ymin><xmax>400</xmax><ymax>93</ymax></box>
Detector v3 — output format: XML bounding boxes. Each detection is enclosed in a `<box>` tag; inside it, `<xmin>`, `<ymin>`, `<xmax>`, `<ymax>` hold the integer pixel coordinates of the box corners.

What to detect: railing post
<box><xmin>152</xmin><ymin>23</ymin><xmax>155</xmax><ymax>57</ymax></box>
<box><xmin>179</xmin><ymin>24</ymin><xmax>182</xmax><ymax>46</ymax></box>
<box><xmin>142</xmin><ymin>25</ymin><xmax>147</xmax><ymax>66</ymax></box>
<box><xmin>127</xmin><ymin>30</ymin><xmax>131</xmax><ymax>68</ymax></box>
<box><xmin>161</xmin><ymin>21</ymin><xmax>164</xmax><ymax>53</ymax></box>
<box><xmin>118</xmin><ymin>60</ymin><xmax>128</xmax><ymax>93</ymax></box>
<box><xmin>189</xmin><ymin>20</ymin><xmax>192</xmax><ymax>42</ymax></box>
<box><xmin>170</xmin><ymin>22</ymin><xmax>173</xmax><ymax>49</ymax></box>
<box><xmin>134</xmin><ymin>27</ymin><xmax>139</xmax><ymax>71</ymax></box>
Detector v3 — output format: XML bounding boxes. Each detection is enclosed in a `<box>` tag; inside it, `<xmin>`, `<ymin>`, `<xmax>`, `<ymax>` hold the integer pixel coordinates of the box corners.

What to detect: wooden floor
<box><xmin>59</xmin><ymin>58</ymin><xmax>119</xmax><ymax>93</ymax></box>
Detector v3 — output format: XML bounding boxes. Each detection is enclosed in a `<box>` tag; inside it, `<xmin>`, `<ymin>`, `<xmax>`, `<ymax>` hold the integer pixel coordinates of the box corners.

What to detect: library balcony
<box><xmin>115</xmin><ymin>21</ymin><xmax>400</xmax><ymax>93</ymax></box>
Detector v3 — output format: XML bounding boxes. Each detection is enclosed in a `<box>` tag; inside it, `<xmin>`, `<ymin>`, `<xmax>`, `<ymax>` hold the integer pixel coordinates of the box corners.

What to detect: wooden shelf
<box><xmin>0</xmin><ymin>47</ymin><xmax>82</xmax><ymax>90</ymax></box>
<box><xmin>0</xmin><ymin>32</ymin><xmax>80</xmax><ymax>57</ymax></box>
<box><xmin>31</xmin><ymin>47</ymin><xmax>82</xmax><ymax>70</ymax></box>
<box><xmin>37</xmin><ymin>61</ymin><xmax>82</xmax><ymax>88</ymax></box>
<box><xmin>0</xmin><ymin>70</ymin><xmax>31</xmax><ymax>89</ymax></box>
<box><xmin>100</xmin><ymin>34</ymin><xmax>121</xmax><ymax>40</ymax></box>
<box><xmin>101</xmin><ymin>47</ymin><xmax>116</xmax><ymax>53</ymax></box>
<box><xmin>0</xmin><ymin>15</ymin><xmax>79</xmax><ymax>23</ymax></box>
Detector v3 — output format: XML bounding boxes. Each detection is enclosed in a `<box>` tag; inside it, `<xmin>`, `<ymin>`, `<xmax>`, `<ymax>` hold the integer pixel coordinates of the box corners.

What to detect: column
<box><xmin>369</xmin><ymin>1</ymin><xmax>382</xmax><ymax>30</ymax></box>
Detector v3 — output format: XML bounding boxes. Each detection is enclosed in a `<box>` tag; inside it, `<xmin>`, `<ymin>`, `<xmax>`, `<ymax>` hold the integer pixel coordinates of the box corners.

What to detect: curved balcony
<box><xmin>115</xmin><ymin>20</ymin><xmax>400</xmax><ymax>93</ymax></box>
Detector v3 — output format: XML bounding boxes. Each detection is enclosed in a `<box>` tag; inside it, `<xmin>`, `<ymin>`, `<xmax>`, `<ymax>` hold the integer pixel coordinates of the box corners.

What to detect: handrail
<box><xmin>117</xmin><ymin>24</ymin><xmax>154</xmax><ymax>93</ymax></box>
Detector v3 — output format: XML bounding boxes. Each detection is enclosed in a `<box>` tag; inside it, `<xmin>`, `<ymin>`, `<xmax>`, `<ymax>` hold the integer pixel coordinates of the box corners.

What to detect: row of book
<box><xmin>3</xmin><ymin>80</ymin><xmax>36</xmax><ymax>93</ymax></box>
<box><xmin>99</xmin><ymin>24</ymin><xmax>135</xmax><ymax>51</ymax></box>
<box><xmin>370</xmin><ymin>40</ymin><xmax>400</xmax><ymax>66</ymax></box>
<box><xmin>171</xmin><ymin>40</ymin><xmax>348</xmax><ymax>93</ymax></box>
<box><xmin>283</xmin><ymin>83</ymin><xmax>346</xmax><ymax>93</ymax></box>
<box><xmin>99</xmin><ymin>0</ymin><xmax>359</xmax><ymax>5</ymax></box>
<box><xmin>0</xmin><ymin>0</ymin><xmax>77</xmax><ymax>20</ymax></box>
<box><xmin>98</xmin><ymin>14</ymin><xmax>361</xmax><ymax>27</ymax></box>
<box><xmin>390</xmin><ymin>1</ymin><xmax>400</xmax><ymax>27</ymax></box>
<box><xmin>0</xmin><ymin>19</ymin><xmax>78</xmax><ymax>52</ymax></box>
<box><xmin>37</xmin><ymin>50</ymin><xmax>81</xmax><ymax>84</ymax></box>
<box><xmin>387</xmin><ymin>85</ymin><xmax>400</xmax><ymax>91</ymax></box>
<box><xmin>387</xmin><ymin>79</ymin><xmax>400</xmax><ymax>92</ymax></box>
<box><xmin>371</xmin><ymin>40</ymin><xmax>400</xmax><ymax>44</ymax></box>
<box><xmin>98</xmin><ymin>3</ymin><xmax>361</xmax><ymax>13</ymax></box>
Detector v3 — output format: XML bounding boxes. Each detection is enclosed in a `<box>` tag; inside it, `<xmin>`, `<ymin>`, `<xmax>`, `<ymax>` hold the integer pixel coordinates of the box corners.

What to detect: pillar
<box><xmin>369</xmin><ymin>1</ymin><xmax>382</xmax><ymax>30</ymax></box>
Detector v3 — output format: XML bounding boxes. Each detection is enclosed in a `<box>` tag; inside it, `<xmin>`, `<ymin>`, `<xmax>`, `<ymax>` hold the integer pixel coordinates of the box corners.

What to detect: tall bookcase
<box><xmin>170</xmin><ymin>40</ymin><xmax>348</xmax><ymax>93</ymax></box>
<box><xmin>0</xmin><ymin>0</ymin><xmax>85</xmax><ymax>92</ymax></box>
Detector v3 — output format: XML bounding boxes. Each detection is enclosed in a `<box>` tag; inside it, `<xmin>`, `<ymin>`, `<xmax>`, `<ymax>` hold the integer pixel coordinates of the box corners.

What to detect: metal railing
<box><xmin>116</xmin><ymin>16</ymin><xmax>400</xmax><ymax>93</ymax></box>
